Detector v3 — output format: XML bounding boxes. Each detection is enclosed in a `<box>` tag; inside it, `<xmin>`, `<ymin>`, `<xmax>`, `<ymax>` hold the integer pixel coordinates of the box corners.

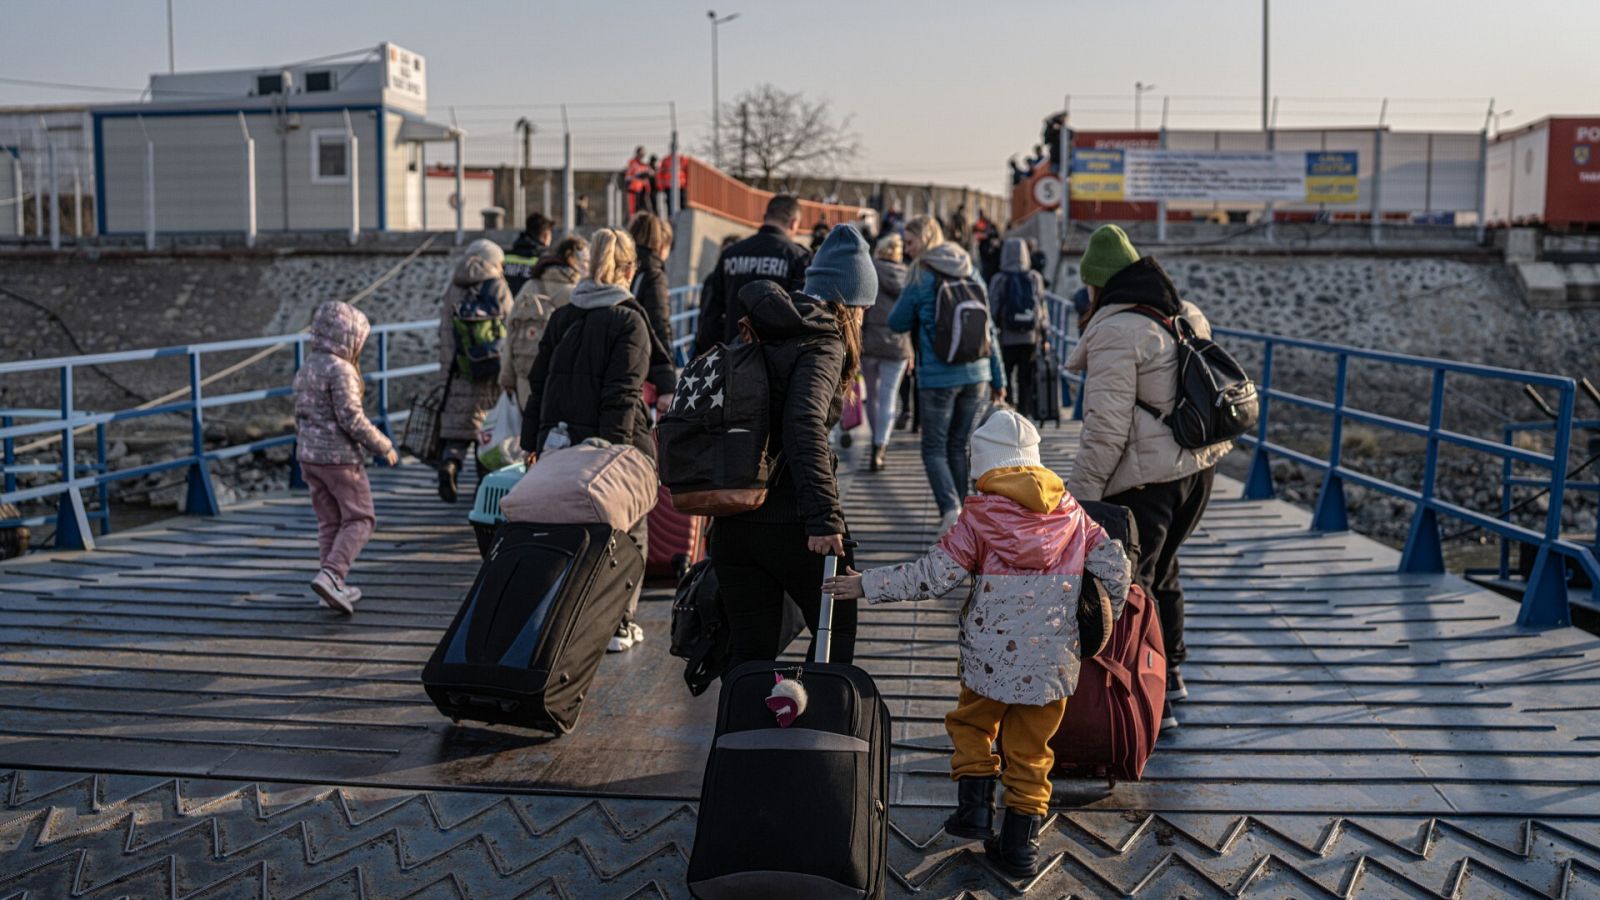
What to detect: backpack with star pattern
<box><xmin>657</xmin><ymin>339</ymin><xmax>775</xmax><ymax>516</ymax></box>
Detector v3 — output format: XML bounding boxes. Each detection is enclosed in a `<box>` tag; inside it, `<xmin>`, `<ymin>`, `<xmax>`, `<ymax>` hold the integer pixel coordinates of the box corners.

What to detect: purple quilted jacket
<box><xmin>293</xmin><ymin>302</ymin><xmax>393</xmax><ymax>465</ymax></box>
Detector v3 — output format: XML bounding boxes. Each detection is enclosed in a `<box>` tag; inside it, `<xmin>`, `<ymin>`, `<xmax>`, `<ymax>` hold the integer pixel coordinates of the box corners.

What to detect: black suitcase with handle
<box><xmin>1030</xmin><ymin>347</ymin><xmax>1063</xmax><ymax>427</ymax></box>
<box><xmin>687</xmin><ymin>553</ymin><xmax>890</xmax><ymax>900</ymax></box>
<box><xmin>422</xmin><ymin>521</ymin><xmax>643</xmax><ymax>733</ymax></box>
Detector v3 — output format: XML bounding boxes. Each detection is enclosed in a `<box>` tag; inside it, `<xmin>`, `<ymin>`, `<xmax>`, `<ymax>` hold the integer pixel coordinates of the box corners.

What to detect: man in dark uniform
<box><xmin>502</xmin><ymin>212</ymin><xmax>552</xmax><ymax>297</ymax></box>
<box><xmin>693</xmin><ymin>195</ymin><xmax>811</xmax><ymax>355</ymax></box>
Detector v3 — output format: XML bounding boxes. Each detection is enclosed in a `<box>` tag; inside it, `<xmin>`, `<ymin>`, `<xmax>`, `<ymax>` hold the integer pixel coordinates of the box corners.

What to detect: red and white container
<box><xmin>1485</xmin><ymin>116</ymin><xmax>1600</xmax><ymax>230</ymax></box>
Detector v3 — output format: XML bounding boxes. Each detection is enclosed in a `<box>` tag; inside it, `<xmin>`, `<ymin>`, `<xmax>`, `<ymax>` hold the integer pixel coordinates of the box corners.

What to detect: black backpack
<box><xmin>657</xmin><ymin>338</ymin><xmax>775</xmax><ymax>516</ymax></box>
<box><xmin>932</xmin><ymin>272</ymin><xmax>992</xmax><ymax>364</ymax></box>
<box><xmin>1123</xmin><ymin>305</ymin><xmax>1258</xmax><ymax>449</ymax></box>
<box><xmin>993</xmin><ymin>271</ymin><xmax>1040</xmax><ymax>333</ymax></box>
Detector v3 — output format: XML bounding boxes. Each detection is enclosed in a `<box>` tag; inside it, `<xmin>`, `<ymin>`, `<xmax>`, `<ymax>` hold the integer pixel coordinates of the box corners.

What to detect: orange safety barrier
<box><xmin>678</xmin><ymin>156</ymin><xmax>863</xmax><ymax>229</ymax></box>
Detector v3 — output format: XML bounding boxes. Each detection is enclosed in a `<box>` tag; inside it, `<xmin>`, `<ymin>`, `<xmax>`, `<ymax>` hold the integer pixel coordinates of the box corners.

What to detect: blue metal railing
<box><xmin>1497</xmin><ymin>418</ymin><xmax>1600</xmax><ymax>577</ymax></box>
<box><xmin>1</xmin><ymin>320</ymin><xmax>441</xmax><ymax>550</ymax></box>
<box><xmin>668</xmin><ymin>284</ymin><xmax>702</xmax><ymax>364</ymax></box>
<box><xmin>1043</xmin><ymin>291</ymin><xmax>1600</xmax><ymax>627</ymax></box>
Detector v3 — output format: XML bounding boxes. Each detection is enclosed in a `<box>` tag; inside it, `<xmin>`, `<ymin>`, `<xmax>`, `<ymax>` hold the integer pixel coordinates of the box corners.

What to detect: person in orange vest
<box><xmin>655</xmin><ymin>153</ymin><xmax>688</xmax><ymax>210</ymax></box>
<box><xmin>624</xmin><ymin>146</ymin><xmax>654</xmax><ymax>215</ymax></box>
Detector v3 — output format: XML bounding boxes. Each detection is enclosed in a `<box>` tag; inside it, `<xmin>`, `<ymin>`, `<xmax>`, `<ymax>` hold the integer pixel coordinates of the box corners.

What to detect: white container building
<box><xmin>91</xmin><ymin>43</ymin><xmax>463</xmax><ymax>238</ymax></box>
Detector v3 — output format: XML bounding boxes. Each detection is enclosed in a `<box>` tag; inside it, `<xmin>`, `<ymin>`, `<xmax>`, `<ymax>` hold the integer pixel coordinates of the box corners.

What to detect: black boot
<box><xmin>984</xmin><ymin>808</ymin><xmax>1044</xmax><ymax>878</ymax></box>
<box><xmin>438</xmin><ymin>460</ymin><xmax>460</xmax><ymax>503</ymax></box>
<box><xmin>869</xmin><ymin>445</ymin><xmax>887</xmax><ymax>472</ymax></box>
<box><xmin>943</xmin><ymin>776</ymin><xmax>996</xmax><ymax>839</ymax></box>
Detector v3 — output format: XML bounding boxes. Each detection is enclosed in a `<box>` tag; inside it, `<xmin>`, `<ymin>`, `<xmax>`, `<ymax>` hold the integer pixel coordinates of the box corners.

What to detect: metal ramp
<box><xmin>3</xmin><ymin>427</ymin><xmax>1599</xmax><ymax>898</ymax></box>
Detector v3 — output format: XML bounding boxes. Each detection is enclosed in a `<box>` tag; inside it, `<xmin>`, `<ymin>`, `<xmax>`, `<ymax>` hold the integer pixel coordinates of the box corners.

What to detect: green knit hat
<box><xmin>1079</xmin><ymin>224</ymin><xmax>1140</xmax><ymax>287</ymax></box>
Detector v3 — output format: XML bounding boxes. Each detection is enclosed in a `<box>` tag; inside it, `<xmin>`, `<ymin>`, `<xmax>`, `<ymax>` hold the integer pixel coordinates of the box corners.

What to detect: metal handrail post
<box><xmin>1518</xmin><ymin>383</ymin><xmax>1576</xmax><ymax>626</ymax></box>
<box><xmin>1497</xmin><ymin>419</ymin><xmax>1510</xmax><ymax>573</ymax></box>
<box><xmin>183</xmin><ymin>351</ymin><xmax>220</xmax><ymax>517</ymax></box>
<box><xmin>289</xmin><ymin>341</ymin><xmax>306</xmax><ymax>490</ymax></box>
<box><xmin>94</xmin><ymin>422</ymin><xmax>110</xmax><ymax>535</ymax></box>
<box><xmin>1311</xmin><ymin>354</ymin><xmax>1350</xmax><ymax>531</ymax></box>
<box><xmin>53</xmin><ymin>365</ymin><xmax>93</xmax><ymax>550</ymax></box>
<box><xmin>377</xmin><ymin>330</ymin><xmax>391</xmax><ymax>437</ymax></box>
<box><xmin>2</xmin><ymin>415</ymin><xmax>14</xmax><ymax>495</ymax></box>
<box><xmin>1243</xmin><ymin>340</ymin><xmax>1275</xmax><ymax>499</ymax></box>
<box><xmin>1400</xmin><ymin>369</ymin><xmax>1447</xmax><ymax>572</ymax></box>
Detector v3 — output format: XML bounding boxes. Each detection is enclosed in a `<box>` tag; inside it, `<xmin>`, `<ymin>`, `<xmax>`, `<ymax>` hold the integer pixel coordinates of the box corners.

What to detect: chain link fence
<box><xmin>0</xmin><ymin>109</ymin><xmax>96</xmax><ymax>242</ymax></box>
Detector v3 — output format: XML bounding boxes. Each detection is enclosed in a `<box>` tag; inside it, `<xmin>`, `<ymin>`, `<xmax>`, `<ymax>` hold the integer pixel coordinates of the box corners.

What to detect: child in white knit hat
<box><xmin>826</xmin><ymin>409</ymin><xmax>1129</xmax><ymax>877</ymax></box>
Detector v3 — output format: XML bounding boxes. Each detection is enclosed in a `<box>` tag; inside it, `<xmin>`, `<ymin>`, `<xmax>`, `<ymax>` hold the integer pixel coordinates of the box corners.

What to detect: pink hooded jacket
<box><xmin>862</xmin><ymin>491</ymin><xmax>1129</xmax><ymax>705</ymax></box>
<box><xmin>293</xmin><ymin>301</ymin><xmax>393</xmax><ymax>466</ymax></box>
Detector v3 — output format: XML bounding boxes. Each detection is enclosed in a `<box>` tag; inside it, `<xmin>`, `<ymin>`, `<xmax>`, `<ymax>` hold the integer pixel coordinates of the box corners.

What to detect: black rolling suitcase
<box><xmin>422</xmin><ymin>521</ymin><xmax>644</xmax><ymax>733</ymax></box>
<box><xmin>687</xmin><ymin>553</ymin><xmax>890</xmax><ymax>899</ymax></box>
<box><xmin>1030</xmin><ymin>347</ymin><xmax>1063</xmax><ymax>427</ymax></box>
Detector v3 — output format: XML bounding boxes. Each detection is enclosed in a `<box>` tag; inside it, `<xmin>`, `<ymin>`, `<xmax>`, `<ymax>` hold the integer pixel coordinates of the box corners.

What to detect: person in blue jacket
<box><xmin>890</xmin><ymin>215</ymin><xmax>1005</xmax><ymax>534</ymax></box>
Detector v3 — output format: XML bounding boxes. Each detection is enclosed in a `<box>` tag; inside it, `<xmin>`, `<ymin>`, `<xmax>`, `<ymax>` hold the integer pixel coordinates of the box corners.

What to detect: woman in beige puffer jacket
<box><xmin>1066</xmin><ymin>225</ymin><xmax>1232</xmax><ymax>732</ymax></box>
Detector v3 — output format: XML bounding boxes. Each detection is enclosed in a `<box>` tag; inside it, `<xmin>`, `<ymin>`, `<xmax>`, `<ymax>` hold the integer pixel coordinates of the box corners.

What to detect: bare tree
<box><xmin>699</xmin><ymin>84</ymin><xmax>861</xmax><ymax>188</ymax></box>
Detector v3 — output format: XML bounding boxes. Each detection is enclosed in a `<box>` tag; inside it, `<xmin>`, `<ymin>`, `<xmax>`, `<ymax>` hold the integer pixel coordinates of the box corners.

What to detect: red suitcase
<box><xmin>647</xmin><ymin>483</ymin><xmax>707</xmax><ymax>578</ymax></box>
<box><xmin>1050</xmin><ymin>581</ymin><xmax>1166</xmax><ymax>782</ymax></box>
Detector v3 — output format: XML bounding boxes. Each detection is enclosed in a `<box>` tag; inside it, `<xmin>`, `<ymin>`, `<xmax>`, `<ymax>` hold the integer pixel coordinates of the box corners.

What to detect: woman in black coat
<box><xmin>712</xmin><ymin>225</ymin><xmax>878</xmax><ymax>673</ymax></box>
<box><xmin>628</xmin><ymin>211</ymin><xmax>676</xmax><ymax>359</ymax></box>
<box><xmin>521</xmin><ymin>227</ymin><xmax>676</xmax><ymax>652</ymax></box>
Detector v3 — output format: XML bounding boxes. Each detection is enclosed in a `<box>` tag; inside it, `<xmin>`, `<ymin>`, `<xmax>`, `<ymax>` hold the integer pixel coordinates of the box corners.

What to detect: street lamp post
<box><xmin>1134</xmin><ymin>82</ymin><xmax>1157</xmax><ymax>130</ymax></box>
<box><xmin>707</xmin><ymin>10</ymin><xmax>740</xmax><ymax>170</ymax></box>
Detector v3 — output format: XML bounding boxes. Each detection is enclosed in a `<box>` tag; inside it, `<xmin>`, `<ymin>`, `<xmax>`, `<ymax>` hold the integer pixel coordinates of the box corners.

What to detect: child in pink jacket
<box><xmin>293</xmin><ymin>301</ymin><xmax>398</xmax><ymax>614</ymax></box>
<box><xmin>826</xmin><ymin>409</ymin><xmax>1129</xmax><ymax>878</ymax></box>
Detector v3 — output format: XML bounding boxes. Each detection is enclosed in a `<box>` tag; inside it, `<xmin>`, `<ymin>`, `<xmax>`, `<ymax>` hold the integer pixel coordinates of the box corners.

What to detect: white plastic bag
<box><xmin>476</xmin><ymin>392</ymin><xmax>523</xmax><ymax>471</ymax></box>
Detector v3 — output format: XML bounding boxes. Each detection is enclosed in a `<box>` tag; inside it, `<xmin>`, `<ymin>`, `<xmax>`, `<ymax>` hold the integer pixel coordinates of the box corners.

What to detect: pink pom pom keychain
<box><xmin>766</xmin><ymin>672</ymin><xmax>808</xmax><ymax>728</ymax></box>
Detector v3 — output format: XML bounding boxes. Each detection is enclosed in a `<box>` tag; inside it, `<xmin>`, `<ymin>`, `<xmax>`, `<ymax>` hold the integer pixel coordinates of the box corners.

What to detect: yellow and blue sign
<box><xmin>1068</xmin><ymin>149</ymin><xmax>1360</xmax><ymax>204</ymax></box>
<box><xmin>1304</xmin><ymin>152</ymin><xmax>1360</xmax><ymax>204</ymax></box>
<box><xmin>1069</xmin><ymin>150</ymin><xmax>1127</xmax><ymax>202</ymax></box>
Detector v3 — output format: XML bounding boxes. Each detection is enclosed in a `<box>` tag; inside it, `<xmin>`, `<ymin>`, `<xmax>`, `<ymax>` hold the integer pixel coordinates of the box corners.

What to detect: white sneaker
<box><xmin>937</xmin><ymin>509</ymin><xmax>962</xmax><ymax>535</ymax></box>
<box><xmin>607</xmin><ymin>621</ymin><xmax>634</xmax><ymax>653</ymax></box>
<box><xmin>343</xmin><ymin>584</ymin><xmax>363</xmax><ymax>606</ymax></box>
<box><xmin>311</xmin><ymin>569</ymin><xmax>355</xmax><ymax>615</ymax></box>
<box><xmin>627</xmin><ymin>621</ymin><xmax>644</xmax><ymax>645</ymax></box>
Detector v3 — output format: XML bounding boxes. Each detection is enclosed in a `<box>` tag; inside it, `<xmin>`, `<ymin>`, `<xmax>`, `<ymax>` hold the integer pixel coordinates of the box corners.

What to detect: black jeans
<box><xmin>1000</xmin><ymin>343</ymin><xmax>1036</xmax><ymax>410</ymax></box>
<box><xmin>710</xmin><ymin>520</ymin><xmax>857</xmax><ymax>675</ymax></box>
<box><xmin>1105</xmin><ymin>466</ymin><xmax>1216</xmax><ymax>668</ymax></box>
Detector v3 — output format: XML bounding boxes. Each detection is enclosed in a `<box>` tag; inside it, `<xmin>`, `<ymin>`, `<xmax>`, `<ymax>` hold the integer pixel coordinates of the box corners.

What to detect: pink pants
<box><xmin>302</xmin><ymin>463</ymin><xmax>376</xmax><ymax>581</ymax></box>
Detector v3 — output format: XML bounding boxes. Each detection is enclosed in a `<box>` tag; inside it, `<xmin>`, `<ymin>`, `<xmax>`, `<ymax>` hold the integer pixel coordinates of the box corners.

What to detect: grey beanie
<box><xmin>803</xmin><ymin>224</ymin><xmax>878</xmax><ymax>307</ymax></box>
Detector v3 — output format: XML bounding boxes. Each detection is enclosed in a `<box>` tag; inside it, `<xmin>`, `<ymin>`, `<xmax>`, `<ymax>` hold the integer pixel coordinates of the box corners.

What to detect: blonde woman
<box><xmin>888</xmin><ymin>215</ymin><xmax>1006</xmax><ymax>533</ymax></box>
<box><xmin>859</xmin><ymin>234</ymin><xmax>911</xmax><ymax>470</ymax></box>
<box><xmin>520</xmin><ymin>227</ymin><xmax>676</xmax><ymax>651</ymax></box>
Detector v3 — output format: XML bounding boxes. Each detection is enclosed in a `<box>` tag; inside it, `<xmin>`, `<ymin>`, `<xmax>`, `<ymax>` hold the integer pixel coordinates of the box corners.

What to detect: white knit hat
<box><xmin>969</xmin><ymin>409</ymin><xmax>1042</xmax><ymax>479</ymax></box>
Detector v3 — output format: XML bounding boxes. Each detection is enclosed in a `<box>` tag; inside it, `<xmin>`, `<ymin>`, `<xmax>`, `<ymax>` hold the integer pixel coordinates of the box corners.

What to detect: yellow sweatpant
<box><xmin>945</xmin><ymin>686</ymin><xmax>1067</xmax><ymax>816</ymax></box>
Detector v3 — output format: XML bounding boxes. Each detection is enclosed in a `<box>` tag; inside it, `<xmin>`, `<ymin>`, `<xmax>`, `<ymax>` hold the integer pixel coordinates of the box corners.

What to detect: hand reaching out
<box><xmin>823</xmin><ymin>567</ymin><xmax>864</xmax><ymax>600</ymax></box>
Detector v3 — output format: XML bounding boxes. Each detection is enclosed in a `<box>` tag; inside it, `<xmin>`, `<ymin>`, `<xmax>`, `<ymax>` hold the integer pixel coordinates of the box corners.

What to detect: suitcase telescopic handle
<box><xmin>814</xmin><ymin>540</ymin><xmax>858</xmax><ymax>666</ymax></box>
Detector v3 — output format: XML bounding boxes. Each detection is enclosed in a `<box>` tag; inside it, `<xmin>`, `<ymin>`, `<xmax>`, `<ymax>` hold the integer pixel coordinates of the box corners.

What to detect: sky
<box><xmin>3</xmin><ymin>0</ymin><xmax>1598</xmax><ymax>192</ymax></box>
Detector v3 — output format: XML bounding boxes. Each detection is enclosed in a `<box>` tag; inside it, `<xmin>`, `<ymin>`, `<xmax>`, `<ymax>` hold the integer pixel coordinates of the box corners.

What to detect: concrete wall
<box><xmin>667</xmin><ymin>207</ymin><xmax>759</xmax><ymax>289</ymax></box>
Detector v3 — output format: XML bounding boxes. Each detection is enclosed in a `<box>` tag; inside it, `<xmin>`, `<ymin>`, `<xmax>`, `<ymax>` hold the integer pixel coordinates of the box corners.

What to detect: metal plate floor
<box><xmin>3</xmin><ymin>427</ymin><xmax>1599</xmax><ymax>897</ymax></box>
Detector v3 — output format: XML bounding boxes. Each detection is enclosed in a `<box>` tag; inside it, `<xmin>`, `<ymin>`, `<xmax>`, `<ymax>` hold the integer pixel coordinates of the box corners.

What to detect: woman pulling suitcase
<box><xmin>710</xmin><ymin>224</ymin><xmax>878</xmax><ymax>672</ymax></box>
<box><xmin>519</xmin><ymin>226</ymin><xmax>678</xmax><ymax>652</ymax></box>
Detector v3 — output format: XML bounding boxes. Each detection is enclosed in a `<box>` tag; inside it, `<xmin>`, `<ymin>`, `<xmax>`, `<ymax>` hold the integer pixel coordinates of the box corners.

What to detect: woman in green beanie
<box><xmin>1065</xmin><ymin>224</ymin><xmax>1233</xmax><ymax>733</ymax></box>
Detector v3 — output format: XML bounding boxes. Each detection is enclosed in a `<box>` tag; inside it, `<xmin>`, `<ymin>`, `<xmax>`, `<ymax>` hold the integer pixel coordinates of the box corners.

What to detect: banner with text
<box><xmin>1070</xmin><ymin>150</ymin><xmax>1359</xmax><ymax>203</ymax></box>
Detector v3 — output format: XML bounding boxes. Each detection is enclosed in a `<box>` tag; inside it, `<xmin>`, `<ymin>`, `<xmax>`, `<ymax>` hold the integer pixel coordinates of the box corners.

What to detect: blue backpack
<box><xmin>994</xmin><ymin>271</ymin><xmax>1040</xmax><ymax>333</ymax></box>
